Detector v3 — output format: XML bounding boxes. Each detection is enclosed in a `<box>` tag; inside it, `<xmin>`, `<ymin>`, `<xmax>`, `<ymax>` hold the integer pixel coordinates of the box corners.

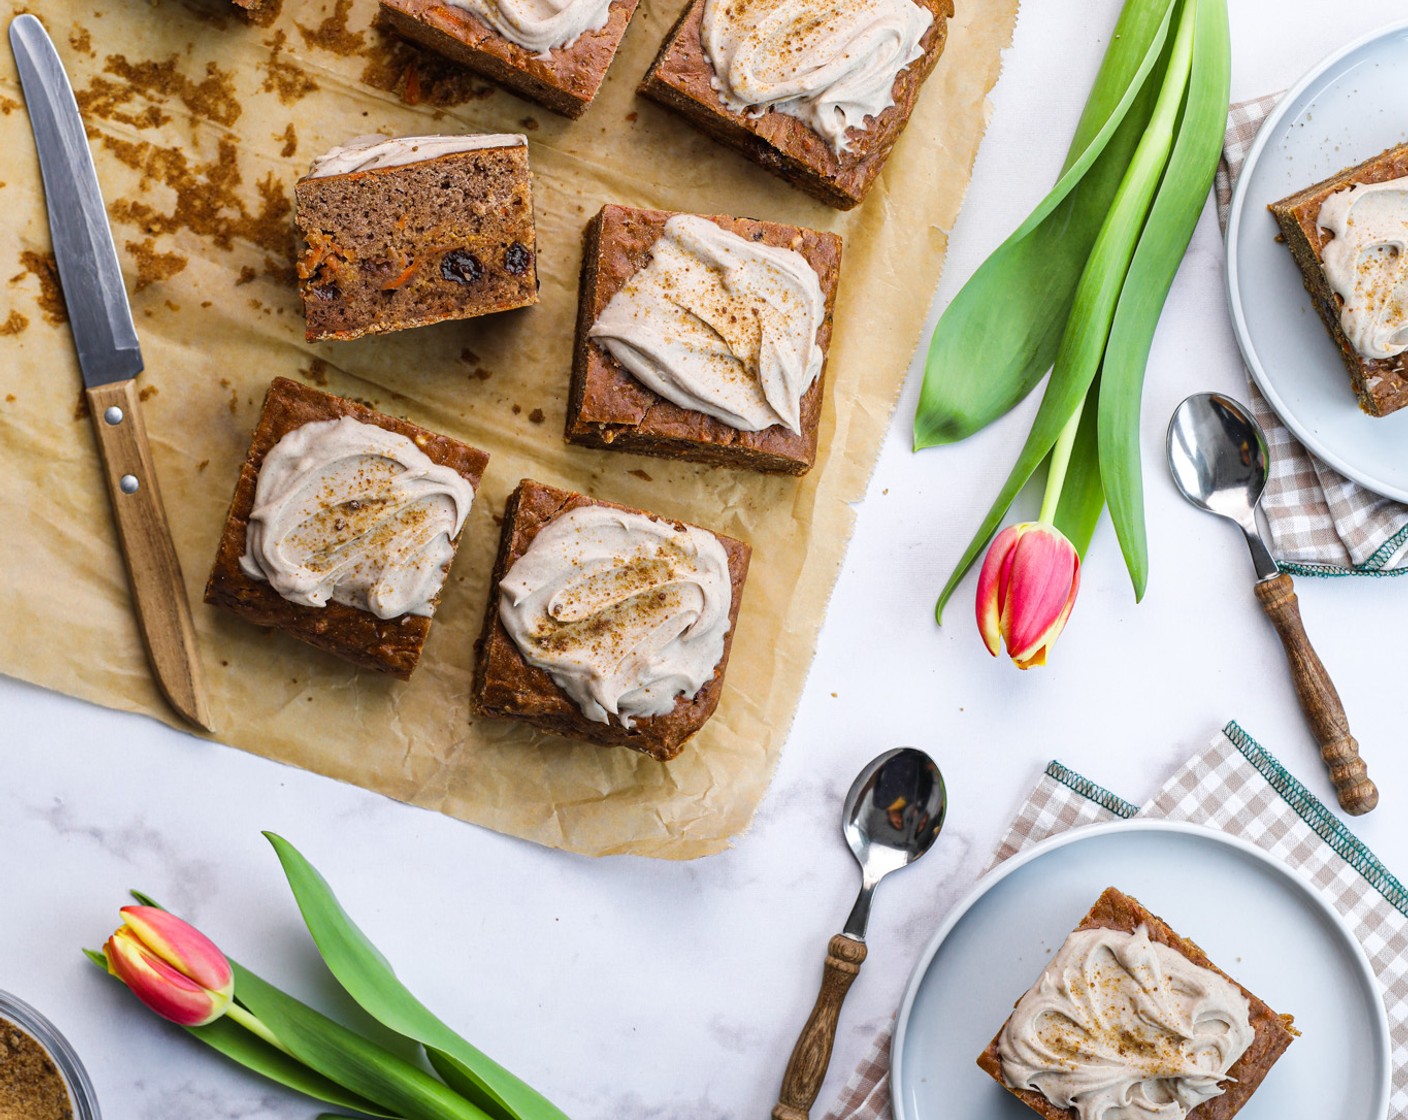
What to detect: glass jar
<box><xmin>0</xmin><ymin>990</ymin><xmax>101</xmax><ymax>1119</ymax></box>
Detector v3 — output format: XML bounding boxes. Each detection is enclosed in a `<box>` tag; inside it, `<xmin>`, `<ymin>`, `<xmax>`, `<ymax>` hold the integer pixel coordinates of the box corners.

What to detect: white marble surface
<box><xmin>6</xmin><ymin>1</ymin><xmax>1408</xmax><ymax>1116</ymax></box>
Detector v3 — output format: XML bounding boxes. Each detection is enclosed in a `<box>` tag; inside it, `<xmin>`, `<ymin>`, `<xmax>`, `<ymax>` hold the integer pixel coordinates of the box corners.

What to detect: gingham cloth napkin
<box><xmin>1215</xmin><ymin>96</ymin><xmax>1408</xmax><ymax>576</ymax></box>
<box><xmin>823</xmin><ymin>720</ymin><xmax>1408</xmax><ymax>1119</ymax></box>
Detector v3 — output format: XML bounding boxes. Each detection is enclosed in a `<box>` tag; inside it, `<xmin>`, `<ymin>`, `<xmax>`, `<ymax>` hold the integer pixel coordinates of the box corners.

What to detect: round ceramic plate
<box><xmin>890</xmin><ymin>820</ymin><xmax>1390</xmax><ymax>1120</ymax></box>
<box><xmin>1225</xmin><ymin>19</ymin><xmax>1408</xmax><ymax>500</ymax></box>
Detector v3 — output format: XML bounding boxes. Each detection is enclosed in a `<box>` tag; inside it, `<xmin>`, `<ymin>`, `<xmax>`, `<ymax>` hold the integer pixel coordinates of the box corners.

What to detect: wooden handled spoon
<box><xmin>773</xmin><ymin>748</ymin><xmax>947</xmax><ymax>1120</ymax></box>
<box><xmin>1167</xmin><ymin>392</ymin><xmax>1376</xmax><ymax>815</ymax></box>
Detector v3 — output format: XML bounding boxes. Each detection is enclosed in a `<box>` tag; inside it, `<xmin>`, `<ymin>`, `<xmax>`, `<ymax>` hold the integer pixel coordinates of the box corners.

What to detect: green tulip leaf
<box><xmin>935</xmin><ymin>0</ymin><xmax>1195</xmax><ymax>621</ymax></box>
<box><xmin>913</xmin><ymin>0</ymin><xmax>1177</xmax><ymax>448</ymax></box>
<box><xmin>1099</xmin><ymin>0</ymin><xmax>1231</xmax><ymax>600</ymax></box>
<box><xmin>264</xmin><ymin>833</ymin><xmax>570</xmax><ymax>1120</ymax></box>
<box><xmin>232</xmin><ymin>960</ymin><xmax>494</xmax><ymax>1120</ymax></box>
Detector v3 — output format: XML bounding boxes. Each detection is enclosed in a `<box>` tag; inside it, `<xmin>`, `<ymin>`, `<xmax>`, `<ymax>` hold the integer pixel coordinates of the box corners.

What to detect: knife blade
<box><xmin>10</xmin><ymin>14</ymin><xmax>212</xmax><ymax>731</ymax></box>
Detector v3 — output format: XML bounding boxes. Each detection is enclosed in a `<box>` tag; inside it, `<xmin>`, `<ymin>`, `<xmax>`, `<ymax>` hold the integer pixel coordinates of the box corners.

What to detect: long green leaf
<box><xmin>935</xmin><ymin>0</ymin><xmax>1197</xmax><ymax>620</ymax></box>
<box><xmin>1099</xmin><ymin>0</ymin><xmax>1231</xmax><ymax>598</ymax></box>
<box><xmin>265</xmin><ymin>833</ymin><xmax>569</xmax><ymax>1120</ymax></box>
<box><xmin>82</xmin><ymin>943</ymin><xmax>395</xmax><ymax>1118</ymax></box>
<box><xmin>233</xmin><ymin>961</ymin><xmax>494</xmax><ymax>1120</ymax></box>
<box><xmin>1052</xmin><ymin>386</ymin><xmax>1106</xmax><ymax>558</ymax></box>
<box><xmin>913</xmin><ymin>0</ymin><xmax>1177</xmax><ymax>447</ymax></box>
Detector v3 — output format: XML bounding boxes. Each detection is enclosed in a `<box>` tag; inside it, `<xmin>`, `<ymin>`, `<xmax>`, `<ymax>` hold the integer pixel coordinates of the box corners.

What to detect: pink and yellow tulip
<box><xmin>102</xmin><ymin>906</ymin><xmax>233</xmax><ymax>1027</ymax></box>
<box><xmin>975</xmin><ymin>522</ymin><xmax>1081</xmax><ymax>669</ymax></box>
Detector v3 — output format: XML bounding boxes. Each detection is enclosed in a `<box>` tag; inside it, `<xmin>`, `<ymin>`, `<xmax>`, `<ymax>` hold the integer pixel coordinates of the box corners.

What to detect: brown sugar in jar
<box><xmin>0</xmin><ymin>1017</ymin><xmax>75</xmax><ymax>1120</ymax></box>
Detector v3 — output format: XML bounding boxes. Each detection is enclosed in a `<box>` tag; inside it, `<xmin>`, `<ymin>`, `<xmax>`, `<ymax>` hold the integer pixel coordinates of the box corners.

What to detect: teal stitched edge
<box><xmin>1044</xmin><ymin>761</ymin><xmax>1138</xmax><ymax>819</ymax></box>
<box><xmin>1223</xmin><ymin>720</ymin><xmax>1408</xmax><ymax>917</ymax></box>
<box><xmin>1278</xmin><ymin>521</ymin><xmax>1408</xmax><ymax>579</ymax></box>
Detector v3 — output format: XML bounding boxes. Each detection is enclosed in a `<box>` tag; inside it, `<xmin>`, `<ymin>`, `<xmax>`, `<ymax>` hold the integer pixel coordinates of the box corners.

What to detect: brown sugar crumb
<box><xmin>472</xmin><ymin>367</ymin><xmax>492</xmax><ymax>382</ymax></box>
<box><xmin>261</xmin><ymin>30</ymin><xmax>320</xmax><ymax>103</ymax></box>
<box><xmin>296</xmin><ymin>0</ymin><xmax>366</xmax><ymax>56</ymax></box>
<box><xmin>4</xmin><ymin>394</ymin><xmax>14</xmax><ymax>403</ymax></box>
<box><xmin>139</xmin><ymin>385</ymin><xmax>159</xmax><ymax>402</ymax></box>
<box><xmin>197</xmin><ymin>459</ymin><xmax>210</xmax><ymax>472</ymax></box>
<box><xmin>511</xmin><ymin>403</ymin><xmax>522</xmax><ymax>415</ymax></box>
<box><xmin>0</xmin><ymin>310</ymin><xmax>29</xmax><ymax>336</ymax></box>
<box><xmin>236</xmin><ymin>266</ymin><xmax>258</xmax><ymax>286</ymax></box>
<box><xmin>68</xmin><ymin>25</ymin><xmax>95</xmax><ymax>57</ymax></box>
<box><xmin>528</xmin><ymin>408</ymin><xmax>545</xmax><ymax>424</ymax></box>
<box><xmin>16</xmin><ymin>250</ymin><xmax>67</xmax><ymax>326</ymax></box>
<box><xmin>521</xmin><ymin>117</ymin><xmax>540</xmax><ymax>132</ymax></box>
<box><xmin>0</xmin><ymin>1018</ymin><xmax>74</xmax><ymax>1120</ymax></box>
<box><xmin>300</xmin><ymin>358</ymin><xmax>331</xmax><ymax>387</ymax></box>
<box><xmin>277</xmin><ymin>123</ymin><xmax>298</xmax><ymax>159</ymax></box>
<box><xmin>625</xmin><ymin>111</ymin><xmax>638</xmax><ymax>123</ymax></box>
<box><xmin>0</xmin><ymin>95</ymin><xmax>17</xmax><ymax>116</ymax></box>
<box><xmin>126</xmin><ymin>238</ymin><xmax>188</xmax><ymax>292</ymax></box>
<box><xmin>628</xmin><ymin>468</ymin><xmax>652</xmax><ymax>481</ymax></box>
<box><xmin>101</xmin><ymin>55</ymin><xmax>242</xmax><ymax>129</ymax></box>
<box><xmin>360</xmin><ymin>15</ymin><xmax>497</xmax><ymax>108</ymax></box>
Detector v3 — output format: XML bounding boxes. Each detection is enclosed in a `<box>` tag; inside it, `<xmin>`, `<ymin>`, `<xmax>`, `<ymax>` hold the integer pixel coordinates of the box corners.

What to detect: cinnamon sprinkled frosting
<box><xmin>306</xmin><ymin>133</ymin><xmax>527</xmax><ymax>179</ymax></box>
<box><xmin>240</xmin><ymin>417</ymin><xmax>476</xmax><ymax>619</ymax></box>
<box><xmin>444</xmin><ymin>0</ymin><xmax>615</xmax><ymax>57</ymax></box>
<box><xmin>498</xmin><ymin>506</ymin><xmax>733</xmax><ymax>727</ymax></box>
<box><xmin>998</xmin><ymin>924</ymin><xmax>1254</xmax><ymax>1120</ymax></box>
<box><xmin>1318</xmin><ymin>176</ymin><xmax>1408</xmax><ymax>361</ymax></box>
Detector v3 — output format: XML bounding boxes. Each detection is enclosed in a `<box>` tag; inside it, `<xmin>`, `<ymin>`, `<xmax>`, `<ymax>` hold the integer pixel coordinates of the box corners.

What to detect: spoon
<box><xmin>1167</xmin><ymin>392</ymin><xmax>1377</xmax><ymax>814</ymax></box>
<box><xmin>772</xmin><ymin>748</ymin><xmax>947</xmax><ymax>1120</ymax></box>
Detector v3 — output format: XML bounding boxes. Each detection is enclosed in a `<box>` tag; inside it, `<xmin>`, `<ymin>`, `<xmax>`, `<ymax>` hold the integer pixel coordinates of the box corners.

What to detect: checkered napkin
<box><xmin>1215</xmin><ymin>96</ymin><xmax>1408</xmax><ymax>576</ymax></box>
<box><xmin>823</xmin><ymin>721</ymin><xmax>1408</xmax><ymax>1119</ymax></box>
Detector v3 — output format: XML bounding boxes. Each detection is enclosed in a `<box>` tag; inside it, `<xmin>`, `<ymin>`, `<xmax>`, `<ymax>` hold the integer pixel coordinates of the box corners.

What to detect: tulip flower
<box><xmin>103</xmin><ymin>906</ymin><xmax>234</xmax><ymax>1027</ymax></box>
<box><xmin>976</xmin><ymin>522</ymin><xmax>1081</xmax><ymax>669</ymax></box>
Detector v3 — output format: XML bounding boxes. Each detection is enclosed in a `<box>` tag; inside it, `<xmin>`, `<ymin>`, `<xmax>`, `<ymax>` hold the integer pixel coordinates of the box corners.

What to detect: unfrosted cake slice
<box><xmin>977</xmin><ymin>887</ymin><xmax>1297</xmax><ymax>1120</ymax></box>
<box><xmin>1269</xmin><ymin>144</ymin><xmax>1408</xmax><ymax>416</ymax></box>
<box><xmin>294</xmin><ymin>134</ymin><xmax>538</xmax><ymax>342</ymax></box>
<box><xmin>379</xmin><ymin>0</ymin><xmax>640</xmax><ymax>118</ymax></box>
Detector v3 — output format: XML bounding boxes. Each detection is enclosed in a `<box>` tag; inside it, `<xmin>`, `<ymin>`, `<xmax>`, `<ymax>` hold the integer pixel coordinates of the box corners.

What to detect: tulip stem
<box><xmin>227</xmin><ymin>1002</ymin><xmax>294</xmax><ymax>1058</ymax></box>
<box><xmin>1038</xmin><ymin>401</ymin><xmax>1086</xmax><ymax>526</ymax></box>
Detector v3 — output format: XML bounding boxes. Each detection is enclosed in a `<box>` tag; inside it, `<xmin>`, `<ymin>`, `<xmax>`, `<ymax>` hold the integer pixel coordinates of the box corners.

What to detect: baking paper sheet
<box><xmin>0</xmin><ymin>0</ymin><xmax>1017</xmax><ymax>857</ymax></box>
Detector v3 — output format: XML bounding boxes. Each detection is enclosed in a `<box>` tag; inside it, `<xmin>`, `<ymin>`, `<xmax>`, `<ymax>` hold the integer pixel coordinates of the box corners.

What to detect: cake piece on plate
<box><xmin>567</xmin><ymin>204</ymin><xmax>843</xmax><ymax>475</ymax></box>
<box><xmin>294</xmin><ymin>134</ymin><xmax>538</xmax><ymax>342</ymax></box>
<box><xmin>379</xmin><ymin>0</ymin><xmax>640</xmax><ymax>118</ymax></box>
<box><xmin>205</xmin><ymin>377</ymin><xmax>489</xmax><ymax>679</ymax></box>
<box><xmin>471</xmin><ymin>478</ymin><xmax>750</xmax><ymax>759</ymax></box>
<box><xmin>1269</xmin><ymin>143</ymin><xmax>1408</xmax><ymax>416</ymax></box>
<box><xmin>977</xmin><ymin>886</ymin><xmax>1298</xmax><ymax>1120</ymax></box>
<box><xmin>638</xmin><ymin>0</ymin><xmax>952</xmax><ymax>209</ymax></box>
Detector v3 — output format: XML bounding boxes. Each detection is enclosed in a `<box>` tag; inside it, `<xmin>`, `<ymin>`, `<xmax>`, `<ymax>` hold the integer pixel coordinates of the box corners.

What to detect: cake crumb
<box><xmin>628</xmin><ymin>469</ymin><xmax>652</xmax><ymax>481</ymax></box>
<box><xmin>528</xmin><ymin>408</ymin><xmax>545</xmax><ymax>424</ymax></box>
<box><xmin>0</xmin><ymin>310</ymin><xmax>29</xmax><ymax>336</ymax></box>
<box><xmin>139</xmin><ymin>385</ymin><xmax>159</xmax><ymax>402</ymax></box>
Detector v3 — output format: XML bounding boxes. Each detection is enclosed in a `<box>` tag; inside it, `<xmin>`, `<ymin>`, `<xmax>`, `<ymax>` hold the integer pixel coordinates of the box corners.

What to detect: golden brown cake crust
<box><xmin>470</xmin><ymin>478</ymin><xmax>750</xmax><ymax>760</ymax></box>
<box><xmin>379</xmin><ymin>0</ymin><xmax>640</xmax><ymax>118</ymax></box>
<box><xmin>204</xmin><ymin>377</ymin><xmax>490</xmax><ymax>679</ymax></box>
<box><xmin>975</xmin><ymin>887</ymin><xmax>1298</xmax><ymax>1120</ymax></box>
<box><xmin>637</xmin><ymin>0</ymin><xmax>952</xmax><ymax>209</ymax></box>
<box><xmin>294</xmin><ymin>145</ymin><xmax>538</xmax><ymax>342</ymax></box>
<box><xmin>1268</xmin><ymin>143</ymin><xmax>1408</xmax><ymax>417</ymax></box>
<box><xmin>566</xmin><ymin>204</ymin><xmax>843</xmax><ymax>474</ymax></box>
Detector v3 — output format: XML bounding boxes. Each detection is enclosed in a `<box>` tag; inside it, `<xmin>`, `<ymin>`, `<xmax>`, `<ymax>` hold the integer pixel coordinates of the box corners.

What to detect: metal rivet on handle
<box><xmin>104</xmin><ymin>406</ymin><xmax>124</xmax><ymax>425</ymax></box>
<box><xmin>119</xmin><ymin>474</ymin><xmax>139</xmax><ymax>494</ymax></box>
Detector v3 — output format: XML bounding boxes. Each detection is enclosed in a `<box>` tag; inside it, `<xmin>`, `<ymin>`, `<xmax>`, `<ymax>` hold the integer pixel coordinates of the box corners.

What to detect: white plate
<box><xmin>891</xmin><ymin>820</ymin><xmax>1390</xmax><ymax>1120</ymax></box>
<box><xmin>1225</xmin><ymin>20</ymin><xmax>1408</xmax><ymax>501</ymax></box>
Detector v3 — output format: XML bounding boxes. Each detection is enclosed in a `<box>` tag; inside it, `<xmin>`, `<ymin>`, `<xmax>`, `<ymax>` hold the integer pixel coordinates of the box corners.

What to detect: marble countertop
<box><xmin>6</xmin><ymin>0</ymin><xmax>1408</xmax><ymax>1116</ymax></box>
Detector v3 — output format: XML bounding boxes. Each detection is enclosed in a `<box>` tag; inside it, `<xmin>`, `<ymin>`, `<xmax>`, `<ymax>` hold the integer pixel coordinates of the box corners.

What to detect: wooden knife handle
<box><xmin>86</xmin><ymin>380</ymin><xmax>211</xmax><ymax>731</ymax></box>
<box><xmin>1254</xmin><ymin>573</ymin><xmax>1375</xmax><ymax>815</ymax></box>
<box><xmin>773</xmin><ymin>935</ymin><xmax>867</xmax><ymax>1120</ymax></box>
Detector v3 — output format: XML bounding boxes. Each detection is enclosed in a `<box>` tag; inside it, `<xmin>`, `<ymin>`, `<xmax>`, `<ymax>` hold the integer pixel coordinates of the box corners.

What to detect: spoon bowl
<box><xmin>1167</xmin><ymin>391</ymin><xmax>1271</xmax><ymax>524</ymax></box>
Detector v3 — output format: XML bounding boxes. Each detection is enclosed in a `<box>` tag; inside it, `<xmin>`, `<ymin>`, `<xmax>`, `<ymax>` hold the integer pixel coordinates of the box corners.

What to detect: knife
<box><xmin>10</xmin><ymin>14</ymin><xmax>212</xmax><ymax>731</ymax></box>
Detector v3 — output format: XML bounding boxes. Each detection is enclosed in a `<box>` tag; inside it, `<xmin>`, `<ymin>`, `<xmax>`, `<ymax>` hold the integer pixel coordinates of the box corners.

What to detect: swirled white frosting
<box><xmin>587</xmin><ymin>215</ymin><xmax>825</xmax><ymax>434</ymax></box>
<box><xmin>240</xmin><ymin>416</ymin><xmax>476</xmax><ymax>619</ymax></box>
<box><xmin>700</xmin><ymin>0</ymin><xmax>932</xmax><ymax>155</ymax></box>
<box><xmin>307</xmin><ymin>134</ymin><xmax>527</xmax><ymax>179</ymax></box>
<box><xmin>498</xmin><ymin>505</ymin><xmax>733</xmax><ymax>727</ymax></box>
<box><xmin>1318</xmin><ymin>177</ymin><xmax>1408</xmax><ymax>361</ymax></box>
<box><xmin>445</xmin><ymin>0</ymin><xmax>614</xmax><ymax>57</ymax></box>
<box><xmin>998</xmin><ymin>925</ymin><xmax>1255</xmax><ymax>1120</ymax></box>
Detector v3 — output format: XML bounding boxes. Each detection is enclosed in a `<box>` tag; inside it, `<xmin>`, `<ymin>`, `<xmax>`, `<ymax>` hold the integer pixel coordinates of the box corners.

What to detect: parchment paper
<box><xmin>0</xmin><ymin>0</ymin><xmax>1017</xmax><ymax>857</ymax></box>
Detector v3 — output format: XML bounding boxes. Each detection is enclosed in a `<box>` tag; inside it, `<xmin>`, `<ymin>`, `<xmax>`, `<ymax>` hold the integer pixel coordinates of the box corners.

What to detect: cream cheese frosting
<box><xmin>306</xmin><ymin>133</ymin><xmax>527</xmax><ymax>179</ymax></box>
<box><xmin>444</xmin><ymin>0</ymin><xmax>614</xmax><ymax>57</ymax></box>
<box><xmin>998</xmin><ymin>924</ymin><xmax>1255</xmax><ymax>1120</ymax></box>
<box><xmin>498</xmin><ymin>505</ymin><xmax>733</xmax><ymax>727</ymax></box>
<box><xmin>700</xmin><ymin>0</ymin><xmax>932</xmax><ymax>155</ymax></box>
<box><xmin>587</xmin><ymin>215</ymin><xmax>825</xmax><ymax>434</ymax></box>
<box><xmin>240</xmin><ymin>416</ymin><xmax>476</xmax><ymax>620</ymax></box>
<box><xmin>1318</xmin><ymin>176</ymin><xmax>1408</xmax><ymax>361</ymax></box>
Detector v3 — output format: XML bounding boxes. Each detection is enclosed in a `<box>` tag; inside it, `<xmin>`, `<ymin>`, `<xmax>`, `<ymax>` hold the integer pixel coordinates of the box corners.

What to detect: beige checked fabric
<box><xmin>1216</xmin><ymin>96</ymin><xmax>1408</xmax><ymax>575</ymax></box>
<box><xmin>824</xmin><ymin>721</ymin><xmax>1408</xmax><ymax>1119</ymax></box>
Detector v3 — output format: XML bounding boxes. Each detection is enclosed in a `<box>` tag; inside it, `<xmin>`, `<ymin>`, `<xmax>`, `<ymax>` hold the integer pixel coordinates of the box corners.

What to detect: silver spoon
<box><xmin>1167</xmin><ymin>392</ymin><xmax>1377</xmax><ymax>814</ymax></box>
<box><xmin>773</xmin><ymin>748</ymin><xmax>947</xmax><ymax>1120</ymax></box>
